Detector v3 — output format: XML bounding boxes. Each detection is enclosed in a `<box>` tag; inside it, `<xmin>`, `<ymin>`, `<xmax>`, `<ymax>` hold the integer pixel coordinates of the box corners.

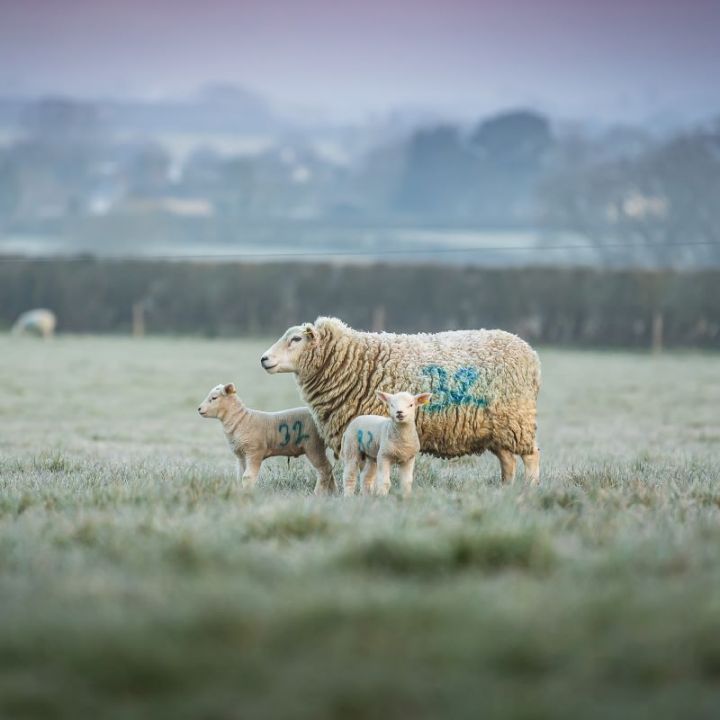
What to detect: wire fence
<box><xmin>0</xmin><ymin>239</ymin><xmax>718</xmax><ymax>263</ymax></box>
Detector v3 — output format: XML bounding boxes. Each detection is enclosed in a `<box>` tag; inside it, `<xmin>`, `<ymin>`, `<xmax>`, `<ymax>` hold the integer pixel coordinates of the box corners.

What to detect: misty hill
<box><xmin>0</xmin><ymin>85</ymin><xmax>282</xmax><ymax>135</ymax></box>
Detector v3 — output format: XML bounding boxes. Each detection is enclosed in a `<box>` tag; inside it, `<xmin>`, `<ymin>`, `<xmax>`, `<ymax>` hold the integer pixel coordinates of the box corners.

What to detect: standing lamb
<box><xmin>198</xmin><ymin>383</ymin><xmax>336</xmax><ymax>494</ymax></box>
<box><xmin>261</xmin><ymin>317</ymin><xmax>540</xmax><ymax>484</ymax></box>
<box><xmin>342</xmin><ymin>390</ymin><xmax>432</xmax><ymax>498</ymax></box>
<box><xmin>11</xmin><ymin>309</ymin><xmax>56</xmax><ymax>338</ymax></box>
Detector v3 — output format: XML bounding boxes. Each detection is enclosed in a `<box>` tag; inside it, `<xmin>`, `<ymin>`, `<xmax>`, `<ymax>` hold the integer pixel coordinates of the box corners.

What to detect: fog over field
<box><xmin>1</xmin><ymin>1</ymin><xmax>719</xmax><ymax>266</ymax></box>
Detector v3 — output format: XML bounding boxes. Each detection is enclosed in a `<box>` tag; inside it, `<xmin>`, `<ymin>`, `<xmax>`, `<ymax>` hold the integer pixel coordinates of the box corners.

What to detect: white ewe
<box><xmin>11</xmin><ymin>309</ymin><xmax>56</xmax><ymax>338</ymax></box>
<box><xmin>261</xmin><ymin>316</ymin><xmax>541</xmax><ymax>484</ymax></box>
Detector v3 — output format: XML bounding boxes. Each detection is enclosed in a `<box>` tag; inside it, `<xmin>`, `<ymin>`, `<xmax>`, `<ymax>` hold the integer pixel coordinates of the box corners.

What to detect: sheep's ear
<box><xmin>224</xmin><ymin>383</ymin><xmax>236</xmax><ymax>395</ymax></box>
<box><xmin>303</xmin><ymin>324</ymin><xmax>317</xmax><ymax>341</ymax></box>
<box><xmin>376</xmin><ymin>390</ymin><xmax>391</xmax><ymax>404</ymax></box>
<box><xmin>415</xmin><ymin>392</ymin><xmax>432</xmax><ymax>406</ymax></box>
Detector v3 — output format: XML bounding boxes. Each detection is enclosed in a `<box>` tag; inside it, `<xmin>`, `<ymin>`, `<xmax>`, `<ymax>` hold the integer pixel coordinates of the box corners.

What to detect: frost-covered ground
<box><xmin>1</xmin><ymin>336</ymin><xmax>719</xmax><ymax>719</ymax></box>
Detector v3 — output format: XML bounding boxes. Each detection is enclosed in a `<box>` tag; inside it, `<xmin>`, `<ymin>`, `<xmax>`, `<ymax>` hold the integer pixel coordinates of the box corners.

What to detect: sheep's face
<box><xmin>198</xmin><ymin>383</ymin><xmax>237</xmax><ymax>418</ymax></box>
<box><xmin>377</xmin><ymin>391</ymin><xmax>432</xmax><ymax>424</ymax></box>
<box><xmin>261</xmin><ymin>324</ymin><xmax>314</xmax><ymax>374</ymax></box>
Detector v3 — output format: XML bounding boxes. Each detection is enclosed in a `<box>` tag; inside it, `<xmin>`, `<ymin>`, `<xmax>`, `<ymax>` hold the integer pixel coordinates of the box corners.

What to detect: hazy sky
<box><xmin>1</xmin><ymin>0</ymin><xmax>718</xmax><ymax>122</ymax></box>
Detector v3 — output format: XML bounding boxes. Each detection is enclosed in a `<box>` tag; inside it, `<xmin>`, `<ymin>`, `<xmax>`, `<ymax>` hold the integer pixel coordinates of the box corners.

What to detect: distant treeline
<box><xmin>2</xmin><ymin>99</ymin><xmax>719</xmax><ymax>268</ymax></box>
<box><xmin>0</xmin><ymin>259</ymin><xmax>718</xmax><ymax>348</ymax></box>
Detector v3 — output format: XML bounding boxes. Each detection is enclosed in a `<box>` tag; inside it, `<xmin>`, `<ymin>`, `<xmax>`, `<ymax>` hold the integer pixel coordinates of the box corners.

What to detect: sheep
<box><xmin>342</xmin><ymin>390</ymin><xmax>432</xmax><ymax>498</ymax></box>
<box><xmin>261</xmin><ymin>316</ymin><xmax>541</xmax><ymax>485</ymax></box>
<box><xmin>197</xmin><ymin>383</ymin><xmax>336</xmax><ymax>494</ymax></box>
<box><xmin>11</xmin><ymin>309</ymin><xmax>56</xmax><ymax>338</ymax></box>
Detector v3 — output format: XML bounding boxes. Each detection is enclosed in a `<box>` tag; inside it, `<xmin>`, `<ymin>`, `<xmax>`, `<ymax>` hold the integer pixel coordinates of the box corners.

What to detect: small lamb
<box><xmin>341</xmin><ymin>390</ymin><xmax>432</xmax><ymax>498</ymax></box>
<box><xmin>198</xmin><ymin>383</ymin><xmax>336</xmax><ymax>494</ymax></box>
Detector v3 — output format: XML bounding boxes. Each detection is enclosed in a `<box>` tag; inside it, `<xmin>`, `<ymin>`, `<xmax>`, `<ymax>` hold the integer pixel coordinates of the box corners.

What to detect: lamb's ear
<box><xmin>415</xmin><ymin>392</ymin><xmax>432</xmax><ymax>406</ymax></box>
<box><xmin>303</xmin><ymin>324</ymin><xmax>317</xmax><ymax>342</ymax></box>
<box><xmin>224</xmin><ymin>383</ymin><xmax>236</xmax><ymax>395</ymax></box>
<box><xmin>376</xmin><ymin>390</ymin><xmax>391</xmax><ymax>404</ymax></box>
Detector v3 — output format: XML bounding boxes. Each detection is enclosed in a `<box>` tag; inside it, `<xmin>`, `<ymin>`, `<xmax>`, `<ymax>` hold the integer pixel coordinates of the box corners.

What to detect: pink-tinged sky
<box><xmin>0</xmin><ymin>0</ymin><xmax>718</xmax><ymax>122</ymax></box>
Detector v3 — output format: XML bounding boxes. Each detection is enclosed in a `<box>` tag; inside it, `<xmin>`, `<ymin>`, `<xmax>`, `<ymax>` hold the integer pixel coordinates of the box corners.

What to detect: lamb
<box><xmin>342</xmin><ymin>390</ymin><xmax>432</xmax><ymax>498</ymax></box>
<box><xmin>11</xmin><ymin>309</ymin><xmax>56</xmax><ymax>338</ymax></box>
<box><xmin>261</xmin><ymin>317</ymin><xmax>541</xmax><ymax>485</ymax></box>
<box><xmin>197</xmin><ymin>383</ymin><xmax>335</xmax><ymax>494</ymax></box>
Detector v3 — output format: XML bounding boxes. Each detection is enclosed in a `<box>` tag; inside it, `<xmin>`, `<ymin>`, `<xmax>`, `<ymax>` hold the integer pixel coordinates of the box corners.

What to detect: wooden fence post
<box><xmin>372</xmin><ymin>305</ymin><xmax>386</xmax><ymax>333</ymax></box>
<box><xmin>651</xmin><ymin>310</ymin><xmax>663</xmax><ymax>353</ymax></box>
<box><xmin>132</xmin><ymin>302</ymin><xmax>145</xmax><ymax>338</ymax></box>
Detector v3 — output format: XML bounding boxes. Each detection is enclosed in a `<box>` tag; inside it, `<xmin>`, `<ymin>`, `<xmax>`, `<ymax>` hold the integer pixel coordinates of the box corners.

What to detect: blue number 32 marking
<box><xmin>421</xmin><ymin>365</ymin><xmax>488</xmax><ymax>413</ymax></box>
<box><xmin>278</xmin><ymin>420</ymin><xmax>311</xmax><ymax>447</ymax></box>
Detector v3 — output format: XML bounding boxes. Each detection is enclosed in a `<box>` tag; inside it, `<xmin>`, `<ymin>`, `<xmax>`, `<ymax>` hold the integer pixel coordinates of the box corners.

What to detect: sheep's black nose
<box><xmin>261</xmin><ymin>355</ymin><xmax>269</xmax><ymax>366</ymax></box>
<box><xmin>197</xmin><ymin>407</ymin><xmax>201</xmax><ymax>412</ymax></box>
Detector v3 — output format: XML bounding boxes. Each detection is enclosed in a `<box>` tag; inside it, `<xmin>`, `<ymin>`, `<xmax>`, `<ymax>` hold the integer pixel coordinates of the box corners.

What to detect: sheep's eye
<box><xmin>290</xmin><ymin>336</ymin><xmax>302</xmax><ymax>343</ymax></box>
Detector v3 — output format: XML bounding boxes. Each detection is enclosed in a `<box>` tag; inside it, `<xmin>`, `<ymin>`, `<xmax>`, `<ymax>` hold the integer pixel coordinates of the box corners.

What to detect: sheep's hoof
<box><xmin>314</xmin><ymin>479</ymin><xmax>338</xmax><ymax>496</ymax></box>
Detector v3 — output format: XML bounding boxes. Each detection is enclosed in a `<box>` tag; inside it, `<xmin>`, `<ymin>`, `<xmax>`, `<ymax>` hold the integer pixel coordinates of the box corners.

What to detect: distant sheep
<box><xmin>11</xmin><ymin>309</ymin><xmax>56</xmax><ymax>338</ymax></box>
<box><xmin>198</xmin><ymin>383</ymin><xmax>335</xmax><ymax>494</ymax></box>
<box><xmin>342</xmin><ymin>390</ymin><xmax>431</xmax><ymax>498</ymax></box>
<box><xmin>261</xmin><ymin>317</ymin><xmax>541</xmax><ymax>484</ymax></box>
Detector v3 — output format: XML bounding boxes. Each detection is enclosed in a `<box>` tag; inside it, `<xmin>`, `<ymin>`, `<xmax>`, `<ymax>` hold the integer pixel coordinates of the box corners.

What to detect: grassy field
<box><xmin>1</xmin><ymin>334</ymin><xmax>720</xmax><ymax>719</ymax></box>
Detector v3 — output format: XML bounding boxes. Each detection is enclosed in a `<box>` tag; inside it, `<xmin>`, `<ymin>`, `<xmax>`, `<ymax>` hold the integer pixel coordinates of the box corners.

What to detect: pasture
<box><xmin>1</xmin><ymin>334</ymin><xmax>719</xmax><ymax>719</ymax></box>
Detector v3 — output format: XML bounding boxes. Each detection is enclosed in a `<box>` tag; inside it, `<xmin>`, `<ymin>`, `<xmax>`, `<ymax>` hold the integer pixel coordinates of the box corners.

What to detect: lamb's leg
<box><xmin>398</xmin><ymin>457</ymin><xmax>416</xmax><ymax>498</ymax></box>
<box><xmin>360</xmin><ymin>459</ymin><xmax>377</xmax><ymax>495</ymax></box>
<box><xmin>375</xmin><ymin>456</ymin><xmax>392</xmax><ymax>496</ymax></box>
<box><xmin>521</xmin><ymin>447</ymin><xmax>540</xmax><ymax>485</ymax></box>
<box><xmin>343</xmin><ymin>457</ymin><xmax>360</xmax><ymax>497</ymax></box>
<box><xmin>241</xmin><ymin>455</ymin><xmax>263</xmax><ymax>491</ymax></box>
<box><xmin>493</xmin><ymin>448</ymin><xmax>517</xmax><ymax>484</ymax></box>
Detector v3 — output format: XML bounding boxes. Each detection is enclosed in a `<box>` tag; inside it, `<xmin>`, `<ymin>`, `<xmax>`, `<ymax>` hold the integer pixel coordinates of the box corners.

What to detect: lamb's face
<box><xmin>377</xmin><ymin>391</ymin><xmax>433</xmax><ymax>424</ymax></box>
<box><xmin>261</xmin><ymin>324</ymin><xmax>314</xmax><ymax>374</ymax></box>
<box><xmin>198</xmin><ymin>383</ymin><xmax>237</xmax><ymax>418</ymax></box>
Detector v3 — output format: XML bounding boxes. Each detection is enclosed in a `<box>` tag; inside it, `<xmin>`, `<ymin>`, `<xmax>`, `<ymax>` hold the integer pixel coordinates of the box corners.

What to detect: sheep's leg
<box><xmin>521</xmin><ymin>447</ymin><xmax>540</xmax><ymax>485</ymax></box>
<box><xmin>493</xmin><ymin>449</ymin><xmax>517</xmax><ymax>484</ymax></box>
<box><xmin>241</xmin><ymin>455</ymin><xmax>262</xmax><ymax>491</ymax></box>
<box><xmin>360</xmin><ymin>459</ymin><xmax>377</xmax><ymax>495</ymax></box>
<box><xmin>307</xmin><ymin>448</ymin><xmax>337</xmax><ymax>495</ymax></box>
<box><xmin>398</xmin><ymin>457</ymin><xmax>416</xmax><ymax>498</ymax></box>
<box><xmin>235</xmin><ymin>455</ymin><xmax>246</xmax><ymax>484</ymax></box>
<box><xmin>375</xmin><ymin>456</ymin><xmax>392</xmax><ymax>496</ymax></box>
<box><xmin>314</xmin><ymin>465</ymin><xmax>337</xmax><ymax>496</ymax></box>
<box><xmin>343</xmin><ymin>458</ymin><xmax>360</xmax><ymax>497</ymax></box>
<box><xmin>313</xmin><ymin>460</ymin><xmax>337</xmax><ymax>496</ymax></box>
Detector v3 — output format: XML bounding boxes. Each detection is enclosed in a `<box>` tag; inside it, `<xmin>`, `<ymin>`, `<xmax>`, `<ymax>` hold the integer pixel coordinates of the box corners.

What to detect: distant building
<box><xmin>122</xmin><ymin>197</ymin><xmax>215</xmax><ymax>218</ymax></box>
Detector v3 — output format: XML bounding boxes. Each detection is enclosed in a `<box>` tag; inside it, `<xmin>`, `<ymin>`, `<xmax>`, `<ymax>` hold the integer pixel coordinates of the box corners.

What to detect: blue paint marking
<box><xmin>421</xmin><ymin>365</ymin><xmax>488</xmax><ymax>413</ymax></box>
<box><xmin>279</xmin><ymin>421</ymin><xmax>311</xmax><ymax>447</ymax></box>
<box><xmin>357</xmin><ymin>429</ymin><xmax>374</xmax><ymax>454</ymax></box>
<box><xmin>292</xmin><ymin>420</ymin><xmax>311</xmax><ymax>446</ymax></box>
<box><xmin>278</xmin><ymin>423</ymin><xmax>291</xmax><ymax>447</ymax></box>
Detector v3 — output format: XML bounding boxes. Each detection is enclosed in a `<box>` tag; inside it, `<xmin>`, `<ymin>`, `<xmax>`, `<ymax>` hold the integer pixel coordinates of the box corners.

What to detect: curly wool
<box><xmin>294</xmin><ymin>317</ymin><xmax>541</xmax><ymax>459</ymax></box>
